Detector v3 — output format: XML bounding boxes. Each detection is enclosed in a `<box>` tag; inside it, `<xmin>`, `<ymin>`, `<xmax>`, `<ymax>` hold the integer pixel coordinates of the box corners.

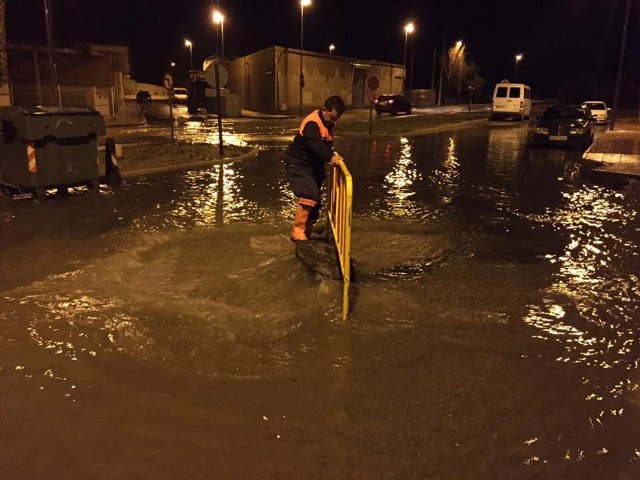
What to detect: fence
<box><xmin>10</xmin><ymin>84</ymin><xmax>116</xmax><ymax>116</ymax></box>
<box><xmin>328</xmin><ymin>155</ymin><xmax>353</xmax><ymax>321</ymax></box>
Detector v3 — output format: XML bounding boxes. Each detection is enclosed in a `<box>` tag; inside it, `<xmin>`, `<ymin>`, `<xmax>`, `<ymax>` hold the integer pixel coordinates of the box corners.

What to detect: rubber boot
<box><xmin>304</xmin><ymin>216</ymin><xmax>317</xmax><ymax>239</ymax></box>
<box><xmin>290</xmin><ymin>205</ymin><xmax>310</xmax><ymax>241</ymax></box>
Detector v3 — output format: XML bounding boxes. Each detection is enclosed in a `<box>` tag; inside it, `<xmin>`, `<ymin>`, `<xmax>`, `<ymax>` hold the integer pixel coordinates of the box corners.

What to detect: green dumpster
<box><xmin>0</xmin><ymin>106</ymin><xmax>106</xmax><ymax>201</ymax></box>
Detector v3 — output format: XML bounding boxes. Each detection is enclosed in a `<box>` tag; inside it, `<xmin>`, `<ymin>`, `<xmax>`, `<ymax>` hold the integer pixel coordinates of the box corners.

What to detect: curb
<box><xmin>105</xmin><ymin>121</ymin><xmax>148</xmax><ymax>128</ymax></box>
<box><xmin>240</xmin><ymin>109</ymin><xmax>296</xmax><ymax>119</ymax></box>
<box><xmin>102</xmin><ymin>147</ymin><xmax>260</xmax><ymax>179</ymax></box>
<box><xmin>336</xmin><ymin>117</ymin><xmax>489</xmax><ymax>138</ymax></box>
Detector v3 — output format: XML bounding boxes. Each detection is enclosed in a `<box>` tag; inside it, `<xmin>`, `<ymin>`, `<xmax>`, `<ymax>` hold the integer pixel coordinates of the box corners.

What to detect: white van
<box><xmin>491</xmin><ymin>81</ymin><xmax>531</xmax><ymax>121</ymax></box>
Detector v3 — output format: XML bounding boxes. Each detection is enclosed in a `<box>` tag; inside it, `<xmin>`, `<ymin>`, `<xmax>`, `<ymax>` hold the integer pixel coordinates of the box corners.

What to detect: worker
<box><xmin>282</xmin><ymin>95</ymin><xmax>346</xmax><ymax>241</ymax></box>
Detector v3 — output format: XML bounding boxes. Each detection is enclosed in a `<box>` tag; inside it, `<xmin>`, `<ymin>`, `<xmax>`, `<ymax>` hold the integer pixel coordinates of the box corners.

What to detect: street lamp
<box><xmin>514</xmin><ymin>53</ymin><xmax>523</xmax><ymax>82</ymax></box>
<box><xmin>299</xmin><ymin>0</ymin><xmax>311</xmax><ymax>116</ymax></box>
<box><xmin>184</xmin><ymin>39</ymin><xmax>193</xmax><ymax>71</ymax></box>
<box><xmin>403</xmin><ymin>21</ymin><xmax>415</xmax><ymax>91</ymax></box>
<box><xmin>212</xmin><ymin>9</ymin><xmax>225</xmax><ymax>58</ymax></box>
<box><xmin>329</xmin><ymin>44</ymin><xmax>335</xmax><ymax>55</ymax></box>
<box><xmin>170</xmin><ymin>62</ymin><xmax>176</xmax><ymax>69</ymax></box>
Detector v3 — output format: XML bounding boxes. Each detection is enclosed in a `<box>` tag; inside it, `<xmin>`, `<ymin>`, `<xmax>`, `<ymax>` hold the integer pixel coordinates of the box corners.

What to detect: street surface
<box><xmin>1</xmin><ymin>118</ymin><xmax>639</xmax><ymax>479</ymax></box>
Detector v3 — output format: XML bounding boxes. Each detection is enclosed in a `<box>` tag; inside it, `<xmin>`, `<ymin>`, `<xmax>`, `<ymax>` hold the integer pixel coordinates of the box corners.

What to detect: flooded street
<box><xmin>1</xmin><ymin>120</ymin><xmax>639</xmax><ymax>479</ymax></box>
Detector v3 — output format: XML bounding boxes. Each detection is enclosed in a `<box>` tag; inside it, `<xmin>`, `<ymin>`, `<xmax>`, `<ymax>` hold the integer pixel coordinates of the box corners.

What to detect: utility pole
<box><xmin>409</xmin><ymin>50</ymin><xmax>414</xmax><ymax>94</ymax></box>
<box><xmin>437</xmin><ymin>27</ymin><xmax>446</xmax><ymax>106</ymax></box>
<box><xmin>43</xmin><ymin>0</ymin><xmax>58</xmax><ymax>101</ymax></box>
<box><xmin>610</xmin><ymin>0</ymin><xmax>631</xmax><ymax>131</ymax></box>
<box><xmin>430</xmin><ymin>48</ymin><xmax>436</xmax><ymax>90</ymax></box>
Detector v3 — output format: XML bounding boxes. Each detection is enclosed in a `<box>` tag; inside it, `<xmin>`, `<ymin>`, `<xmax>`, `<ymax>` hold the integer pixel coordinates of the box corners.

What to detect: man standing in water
<box><xmin>283</xmin><ymin>96</ymin><xmax>346</xmax><ymax>241</ymax></box>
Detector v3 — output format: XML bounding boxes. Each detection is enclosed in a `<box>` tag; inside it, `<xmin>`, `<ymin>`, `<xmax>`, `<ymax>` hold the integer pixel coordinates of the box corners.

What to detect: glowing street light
<box><xmin>299</xmin><ymin>0</ymin><xmax>312</xmax><ymax>116</ymax></box>
<box><xmin>514</xmin><ymin>53</ymin><xmax>523</xmax><ymax>81</ymax></box>
<box><xmin>184</xmin><ymin>39</ymin><xmax>193</xmax><ymax>71</ymax></box>
<box><xmin>329</xmin><ymin>44</ymin><xmax>335</xmax><ymax>55</ymax></box>
<box><xmin>456</xmin><ymin>40</ymin><xmax>463</xmax><ymax>48</ymax></box>
<box><xmin>403</xmin><ymin>21</ymin><xmax>415</xmax><ymax>90</ymax></box>
<box><xmin>212</xmin><ymin>9</ymin><xmax>226</xmax><ymax>58</ymax></box>
<box><xmin>170</xmin><ymin>62</ymin><xmax>176</xmax><ymax>68</ymax></box>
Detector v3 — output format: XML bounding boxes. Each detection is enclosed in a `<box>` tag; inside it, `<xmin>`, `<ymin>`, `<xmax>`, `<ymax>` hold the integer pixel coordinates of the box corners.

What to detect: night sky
<box><xmin>6</xmin><ymin>0</ymin><xmax>640</xmax><ymax>99</ymax></box>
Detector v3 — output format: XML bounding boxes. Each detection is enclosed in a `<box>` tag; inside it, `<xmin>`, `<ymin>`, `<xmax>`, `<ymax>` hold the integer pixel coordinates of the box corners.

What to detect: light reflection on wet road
<box><xmin>1</xmin><ymin>119</ymin><xmax>639</xmax><ymax>479</ymax></box>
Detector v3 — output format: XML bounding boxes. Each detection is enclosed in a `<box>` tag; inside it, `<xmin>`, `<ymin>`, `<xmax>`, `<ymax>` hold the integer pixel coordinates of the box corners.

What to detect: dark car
<box><xmin>530</xmin><ymin>105</ymin><xmax>594</xmax><ymax>149</ymax></box>
<box><xmin>375</xmin><ymin>94</ymin><xmax>412</xmax><ymax>116</ymax></box>
<box><xmin>135</xmin><ymin>90</ymin><xmax>152</xmax><ymax>103</ymax></box>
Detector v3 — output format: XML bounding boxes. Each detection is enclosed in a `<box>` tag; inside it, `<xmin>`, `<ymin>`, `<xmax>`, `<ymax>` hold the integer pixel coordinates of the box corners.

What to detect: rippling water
<box><xmin>1</xmin><ymin>121</ymin><xmax>639</xmax><ymax>479</ymax></box>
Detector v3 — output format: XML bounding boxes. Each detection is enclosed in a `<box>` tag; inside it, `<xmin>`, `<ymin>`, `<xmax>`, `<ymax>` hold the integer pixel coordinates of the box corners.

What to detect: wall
<box><xmin>227</xmin><ymin>46</ymin><xmax>404</xmax><ymax>114</ymax></box>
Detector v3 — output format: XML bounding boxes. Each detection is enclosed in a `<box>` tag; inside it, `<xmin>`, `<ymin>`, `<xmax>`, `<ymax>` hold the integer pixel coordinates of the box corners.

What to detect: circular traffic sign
<box><xmin>163</xmin><ymin>72</ymin><xmax>174</xmax><ymax>90</ymax></box>
<box><xmin>204</xmin><ymin>63</ymin><xmax>228</xmax><ymax>89</ymax></box>
<box><xmin>366</xmin><ymin>75</ymin><xmax>380</xmax><ymax>91</ymax></box>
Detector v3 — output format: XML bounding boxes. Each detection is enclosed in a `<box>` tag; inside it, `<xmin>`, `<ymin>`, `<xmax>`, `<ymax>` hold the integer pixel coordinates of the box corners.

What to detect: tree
<box><xmin>0</xmin><ymin>0</ymin><xmax>7</xmax><ymax>83</ymax></box>
<box><xmin>465</xmin><ymin>61</ymin><xmax>486</xmax><ymax>99</ymax></box>
<box><xmin>446</xmin><ymin>42</ymin><xmax>467</xmax><ymax>104</ymax></box>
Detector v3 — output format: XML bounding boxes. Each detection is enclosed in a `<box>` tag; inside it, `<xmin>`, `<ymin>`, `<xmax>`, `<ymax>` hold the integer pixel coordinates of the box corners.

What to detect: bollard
<box><xmin>105</xmin><ymin>137</ymin><xmax>122</xmax><ymax>185</ymax></box>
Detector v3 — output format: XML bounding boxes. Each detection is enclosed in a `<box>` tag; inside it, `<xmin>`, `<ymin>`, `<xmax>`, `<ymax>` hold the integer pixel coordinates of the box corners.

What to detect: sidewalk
<box><xmin>583</xmin><ymin>120</ymin><xmax>640</xmax><ymax>177</ymax></box>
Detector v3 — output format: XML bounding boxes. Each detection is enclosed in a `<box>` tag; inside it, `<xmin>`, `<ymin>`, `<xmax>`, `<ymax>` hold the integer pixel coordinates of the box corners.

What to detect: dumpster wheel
<box><xmin>0</xmin><ymin>184</ymin><xmax>13</xmax><ymax>199</ymax></box>
<box><xmin>34</xmin><ymin>188</ymin><xmax>47</xmax><ymax>203</ymax></box>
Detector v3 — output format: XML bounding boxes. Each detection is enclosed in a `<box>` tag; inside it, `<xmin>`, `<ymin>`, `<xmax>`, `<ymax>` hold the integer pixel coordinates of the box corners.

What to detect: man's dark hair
<box><xmin>324</xmin><ymin>96</ymin><xmax>345</xmax><ymax>115</ymax></box>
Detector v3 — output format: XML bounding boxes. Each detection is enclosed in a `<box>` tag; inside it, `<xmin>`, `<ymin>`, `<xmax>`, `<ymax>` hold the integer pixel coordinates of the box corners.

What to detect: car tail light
<box><xmin>389</xmin><ymin>99</ymin><xmax>394</xmax><ymax>104</ymax></box>
<box><xmin>374</xmin><ymin>99</ymin><xmax>378</xmax><ymax>104</ymax></box>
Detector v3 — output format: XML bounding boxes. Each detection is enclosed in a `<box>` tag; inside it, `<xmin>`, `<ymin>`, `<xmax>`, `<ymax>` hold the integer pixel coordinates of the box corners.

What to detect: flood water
<box><xmin>1</xmin><ymin>121</ymin><xmax>639</xmax><ymax>479</ymax></box>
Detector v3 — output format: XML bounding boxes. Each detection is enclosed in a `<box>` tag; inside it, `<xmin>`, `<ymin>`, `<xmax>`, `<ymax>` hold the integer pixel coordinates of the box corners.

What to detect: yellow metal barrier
<box><xmin>328</xmin><ymin>156</ymin><xmax>353</xmax><ymax>321</ymax></box>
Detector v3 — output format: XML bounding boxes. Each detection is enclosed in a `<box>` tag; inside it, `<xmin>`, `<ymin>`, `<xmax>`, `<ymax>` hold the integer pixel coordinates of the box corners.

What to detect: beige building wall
<box><xmin>227</xmin><ymin>46</ymin><xmax>403</xmax><ymax>114</ymax></box>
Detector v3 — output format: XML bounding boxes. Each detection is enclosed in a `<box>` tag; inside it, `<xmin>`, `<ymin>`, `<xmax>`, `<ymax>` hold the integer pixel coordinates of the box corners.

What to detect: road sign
<box><xmin>204</xmin><ymin>63</ymin><xmax>228</xmax><ymax>89</ymax></box>
<box><xmin>163</xmin><ymin>72</ymin><xmax>174</xmax><ymax>91</ymax></box>
<box><xmin>366</xmin><ymin>75</ymin><xmax>380</xmax><ymax>92</ymax></box>
<box><xmin>367</xmin><ymin>90</ymin><xmax>376</xmax><ymax>101</ymax></box>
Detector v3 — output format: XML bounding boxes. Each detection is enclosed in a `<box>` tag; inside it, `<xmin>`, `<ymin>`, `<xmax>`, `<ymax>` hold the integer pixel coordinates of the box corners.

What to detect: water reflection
<box><xmin>524</xmin><ymin>183</ymin><xmax>640</xmax><ymax>463</ymax></box>
<box><xmin>384</xmin><ymin>137</ymin><xmax>420</xmax><ymax>217</ymax></box>
<box><xmin>486</xmin><ymin>126</ymin><xmax>522</xmax><ymax>179</ymax></box>
<box><xmin>427</xmin><ymin>136</ymin><xmax>460</xmax><ymax>206</ymax></box>
<box><xmin>156</xmin><ymin>164</ymin><xmax>255</xmax><ymax>228</ymax></box>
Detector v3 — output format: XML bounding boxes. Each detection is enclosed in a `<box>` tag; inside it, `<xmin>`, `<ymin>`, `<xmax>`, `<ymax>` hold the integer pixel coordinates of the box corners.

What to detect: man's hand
<box><xmin>330</xmin><ymin>153</ymin><xmax>343</xmax><ymax>165</ymax></box>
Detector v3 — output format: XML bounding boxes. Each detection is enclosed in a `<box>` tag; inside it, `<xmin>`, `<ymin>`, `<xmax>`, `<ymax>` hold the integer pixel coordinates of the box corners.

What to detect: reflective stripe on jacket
<box><xmin>299</xmin><ymin>111</ymin><xmax>333</xmax><ymax>142</ymax></box>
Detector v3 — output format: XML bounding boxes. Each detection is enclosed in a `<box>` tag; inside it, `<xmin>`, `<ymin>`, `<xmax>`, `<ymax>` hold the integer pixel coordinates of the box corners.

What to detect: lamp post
<box><xmin>610</xmin><ymin>0</ymin><xmax>631</xmax><ymax>131</ymax></box>
<box><xmin>213</xmin><ymin>10</ymin><xmax>225</xmax><ymax>58</ymax></box>
<box><xmin>184</xmin><ymin>39</ymin><xmax>193</xmax><ymax>71</ymax></box>
<box><xmin>514</xmin><ymin>53</ymin><xmax>523</xmax><ymax>82</ymax></box>
<box><xmin>299</xmin><ymin>0</ymin><xmax>311</xmax><ymax>117</ymax></box>
<box><xmin>329</xmin><ymin>44</ymin><xmax>335</xmax><ymax>55</ymax></box>
<box><xmin>403</xmin><ymin>21</ymin><xmax>415</xmax><ymax>92</ymax></box>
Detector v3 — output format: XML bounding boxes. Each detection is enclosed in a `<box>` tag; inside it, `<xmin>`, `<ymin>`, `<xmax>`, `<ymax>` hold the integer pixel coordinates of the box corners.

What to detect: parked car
<box><xmin>375</xmin><ymin>94</ymin><xmax>412</xmax><ymax>116</ymax></box>
<box><xmin>582</xmin><ymin>100</ymin><xmax>610</xmax><ymax>125</ymax></box>
<box><xmin>172</xmin><ymin>87</ymin><xmax>189</xmax><ymax>103</ymax></box>
<box><xmin>530</xmin><ymin>104</ymin><xmax>594</xmax><ymax>149</ymax></box>
<box><xmin>135</xmin><ymin>90</ymin><xmax>151</xmax><ymax>103</ymax></box>
<box><xmin>490</xmin><ymin>81</ymin><xmax>531</xmax><ymax>121</ymax></box>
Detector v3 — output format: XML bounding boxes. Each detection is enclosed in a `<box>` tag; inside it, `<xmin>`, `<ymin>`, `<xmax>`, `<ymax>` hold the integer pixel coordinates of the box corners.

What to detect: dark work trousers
<box><xmin>284</xmin><ymin>159</ymin><xmax>325</xmax><ymax>222</ymax></box>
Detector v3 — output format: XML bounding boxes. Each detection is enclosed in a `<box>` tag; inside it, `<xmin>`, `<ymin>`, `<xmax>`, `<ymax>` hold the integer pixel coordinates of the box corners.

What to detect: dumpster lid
<box><xmin>21</xmin><ymin>106</ymin><xmax>101</xmax><ymax>116</ymax></box>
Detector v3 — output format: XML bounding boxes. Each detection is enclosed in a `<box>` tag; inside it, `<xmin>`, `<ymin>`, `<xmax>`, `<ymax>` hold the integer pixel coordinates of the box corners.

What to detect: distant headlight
<box><xmin>570</xmin><ymin>127</ymin><xmax>587</xmax><ymax>135</ymax></box>
<box><xmin>534</xmin><ymin>127</ymin><xmax>549</xmax><ymax>134</ymax></box>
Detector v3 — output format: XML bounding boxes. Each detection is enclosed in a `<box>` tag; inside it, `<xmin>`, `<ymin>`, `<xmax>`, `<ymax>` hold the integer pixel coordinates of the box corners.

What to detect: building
<box><xmin>6</xmin><ymin>43</ymin><xmax>130</xmax><ymax>116</ymax></box>
<box><xmin>226</xmin><ymin>46</ymin><xmax>405</xmax><ymax>114</ymax></box>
